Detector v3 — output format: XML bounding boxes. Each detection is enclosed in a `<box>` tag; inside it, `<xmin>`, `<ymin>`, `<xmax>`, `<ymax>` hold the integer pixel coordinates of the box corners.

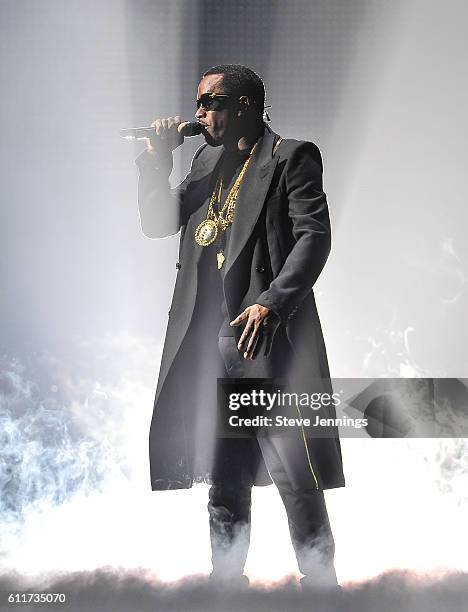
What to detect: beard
<box><xmin>201</xmin><ymin>126</ymin><xmax>224</xmax><ymax>147</ymax></box>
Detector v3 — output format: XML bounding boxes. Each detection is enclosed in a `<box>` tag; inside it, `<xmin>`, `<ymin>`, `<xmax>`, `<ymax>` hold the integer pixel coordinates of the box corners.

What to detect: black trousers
<box><xmin>208</xmin><ymin>434</ymin><xmax>337</xmax><ymax>585</ymax></box>
<box><xmin>202</xmin><ymin>322</ymin><xmax>337</xmax><ymax>584</ymax></box>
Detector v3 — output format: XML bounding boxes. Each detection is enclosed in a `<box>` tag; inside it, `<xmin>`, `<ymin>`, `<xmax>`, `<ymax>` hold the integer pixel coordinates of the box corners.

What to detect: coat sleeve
<box><xmin>255</xmin><ymin>141</ymin><xmax>331</xmax><ymax>323</ymax></box>
<box><xmin>135</xmin><ymin>144</ymin><xmax>206</xmax><ymax>239</ymax></box>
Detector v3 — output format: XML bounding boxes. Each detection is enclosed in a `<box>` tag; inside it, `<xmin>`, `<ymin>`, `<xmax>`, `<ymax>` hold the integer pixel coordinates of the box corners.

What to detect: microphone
<box><xmin>120</xmin><ymin>121</ymin><xmax>203</xmax><ymax>140</ymax></box>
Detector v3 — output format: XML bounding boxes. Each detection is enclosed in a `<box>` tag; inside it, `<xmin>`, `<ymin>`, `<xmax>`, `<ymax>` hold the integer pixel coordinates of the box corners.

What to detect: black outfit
<box><xmin>136</xmin><ymin>124</ymin><xmax>344</xmax><ymax>584</ymax></box>
<box><xmin>190</xmin><ymin>149</ymin><xmax>336</xmax><ymax>583</ymax></box>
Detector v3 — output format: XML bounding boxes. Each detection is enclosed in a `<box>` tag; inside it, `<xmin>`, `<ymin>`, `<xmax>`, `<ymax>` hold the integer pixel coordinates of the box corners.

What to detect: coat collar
<box><xmin>189</xmin><ymin>124</ymin><xmax>280</xmax><ymax>277</ymax></box>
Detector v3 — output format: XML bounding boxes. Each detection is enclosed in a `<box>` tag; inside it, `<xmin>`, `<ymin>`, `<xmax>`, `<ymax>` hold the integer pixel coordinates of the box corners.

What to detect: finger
<box><xmin>245</xmin><ymin>322</ymin><xmax>261</xmax><ymax>358</ymax></box>
<box><xmin>160</xmin><ymin>118</ymin><xmax>169</xmax><ymax>139</ymax></box>
<box><xmin>230</xmin><ymin>309</ymin><xmax>249</xmax><ymax>327</ymax></box>
<box><xmin>177</xmin><ymin>121</ymin><xmax>190</xmax><ymax>134</ymax></box>
<box><xmin>245</xmin><ymin>334</ymin><xmax>260</xmax><ymax>360</ymax></box>
<box><xmin>151</xmin><ymin>119</ymin><xmax>162</xmax><ymax>136</ymax></box>
<box><xmin>171</xmin><ymin>115</ymin><xmax>182</xmax><ymax>129</ymax></box>
<box><xmin>238</xmin><ymin>318</ymin><xmax>253</xmax><ymax>350</ymax></box>
<box><xmin>251</xmin><ymin>329</ymin><xmax>265</xmax><ymax>360</ymax></box>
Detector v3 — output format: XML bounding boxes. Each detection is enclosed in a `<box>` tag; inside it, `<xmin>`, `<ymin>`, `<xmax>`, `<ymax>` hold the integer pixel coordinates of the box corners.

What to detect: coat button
<box><xmin>255</xmin><ymin>265</ymin><xmax>265</xmax><ymax>273</ymax></box>
<box><xmin>175</xmin><ymin>262</ymin><xmax>181</xmax><ymax>269</ymax></box>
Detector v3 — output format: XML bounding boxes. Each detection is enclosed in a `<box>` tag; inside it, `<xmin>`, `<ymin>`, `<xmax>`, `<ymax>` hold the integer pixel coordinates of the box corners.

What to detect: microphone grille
<box><xmin>182</xmin><ymin>122</ymin><xmax>203</xmax><ymax>137</ymax></box>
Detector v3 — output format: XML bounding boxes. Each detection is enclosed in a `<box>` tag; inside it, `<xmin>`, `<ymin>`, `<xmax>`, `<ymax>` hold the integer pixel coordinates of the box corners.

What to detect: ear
<box><xmin>238</xmin><ymin>95</ymin><xmax>250</xmax><ymax>116</ymax></box>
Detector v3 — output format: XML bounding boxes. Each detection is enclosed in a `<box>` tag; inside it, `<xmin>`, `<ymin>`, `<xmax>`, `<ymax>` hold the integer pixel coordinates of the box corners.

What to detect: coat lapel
<box><xmin>223</xmin><ymin>127</ymin><xmax>279</xmax><ymax>279</ymax></box>
<box><xmin>186</xmin><ymin>127</ymin><xmax>279</xmax><ymax>273</ymax></box>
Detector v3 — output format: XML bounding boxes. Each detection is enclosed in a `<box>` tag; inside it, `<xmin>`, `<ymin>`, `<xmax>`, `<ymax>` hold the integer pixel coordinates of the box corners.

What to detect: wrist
<box><xmin>136</xmin><ymin>147</ymin><xmax>173</xmax><ymax>172</ymax></box>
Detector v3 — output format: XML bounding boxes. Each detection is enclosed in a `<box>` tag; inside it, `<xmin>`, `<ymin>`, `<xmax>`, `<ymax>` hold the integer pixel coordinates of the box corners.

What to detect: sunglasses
<box><xmin>196</xmin><ymin>93</ymin><xmax>232</xmax><ymax>111</ymax></box>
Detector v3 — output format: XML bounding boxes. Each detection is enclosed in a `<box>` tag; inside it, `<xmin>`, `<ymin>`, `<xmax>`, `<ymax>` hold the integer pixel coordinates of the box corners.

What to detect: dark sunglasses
<box><xmin>196</xmin><ymin>93</ymin><xmax>232</xmax><ymax>111</ymax></box>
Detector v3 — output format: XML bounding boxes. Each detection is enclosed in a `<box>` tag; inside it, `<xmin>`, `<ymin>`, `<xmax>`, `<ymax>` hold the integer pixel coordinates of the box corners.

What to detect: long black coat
<box><xmin>136</xmin><ymin>124</ymin><xmax>345</xmax><ymax>492</ymax></box>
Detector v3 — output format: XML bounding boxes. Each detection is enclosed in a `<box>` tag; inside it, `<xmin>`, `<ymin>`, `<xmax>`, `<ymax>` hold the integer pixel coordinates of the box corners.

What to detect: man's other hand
<box><xmin>230</xmin><ymin>304</ymin><xmax>278</xmax><ymax>360</ymax></box>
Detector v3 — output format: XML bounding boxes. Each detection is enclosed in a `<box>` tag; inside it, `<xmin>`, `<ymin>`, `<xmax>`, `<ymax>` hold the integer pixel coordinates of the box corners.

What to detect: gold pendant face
<box><xmin>216</xmin><ymin>251</ymin><xmax>225</xmax><ymax>269</ymax></box>
<box><xmin>194</xmin><ymin>219</ymin><xmax>218</xmax><ymax>246</ymax></box>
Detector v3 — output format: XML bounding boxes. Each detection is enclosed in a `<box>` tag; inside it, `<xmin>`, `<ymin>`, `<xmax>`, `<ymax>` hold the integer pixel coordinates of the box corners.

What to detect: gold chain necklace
<box><xmin>194</xmin><ymin>143</ymin><xmax>258</xmax><ymax>268</ymax></box>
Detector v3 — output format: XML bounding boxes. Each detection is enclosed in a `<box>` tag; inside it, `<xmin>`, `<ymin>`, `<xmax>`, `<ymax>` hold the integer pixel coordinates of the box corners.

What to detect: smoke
<box><xmin>1</xmin><ymin>334</ymin><xmax>468</xmax><ymax>591</ymax></box>
<box><xmin>436</xmin><ymin>238</ymin><xmax>465</xmax><ymax>306</ymax></box>
<box><xmin>425</xmin><ymin>439</ymin><xmax>468</xmax><ymax>503</ymax></box>
<box><xmin>363</xmin><ymin>324</ymin><xmax>427</xmax><ymax>378</ymax></box>
<box><xmin>0</xmin><ymin>355</ymin><xmax>113</xmax><ymax>523</ymax></box>
<box><xmin>0</xmin><ymin>333</ymin><xmax>161</xmax><ymax>574</ymax></box>
<box><xmin>0</xmin><ymin>333</ymin><xmax>159</xmax><ymax>525</ymax></box>
<box><xmin>1</xmin><ymin>568</ymin><xmax>468</xmax><ymax>612</ymax></box>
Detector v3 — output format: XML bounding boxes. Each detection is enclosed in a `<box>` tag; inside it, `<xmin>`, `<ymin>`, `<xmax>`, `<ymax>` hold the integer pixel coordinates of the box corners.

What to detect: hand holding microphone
<box><xmin>120</xmin><ymin>117</ymin><xmax>202</xmax><ymax>153</ymax></box>
<box><xmin>148</xmin><ymin>116</ymin><xmax>186</xmax><ymax>153</ymax></box>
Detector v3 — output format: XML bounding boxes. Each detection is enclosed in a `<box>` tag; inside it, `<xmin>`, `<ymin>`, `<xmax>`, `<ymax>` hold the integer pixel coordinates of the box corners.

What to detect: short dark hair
<box><xmin>202</xmin><ymin>64</ymin><xmax>265</xmax><ymax>114</ymax></box>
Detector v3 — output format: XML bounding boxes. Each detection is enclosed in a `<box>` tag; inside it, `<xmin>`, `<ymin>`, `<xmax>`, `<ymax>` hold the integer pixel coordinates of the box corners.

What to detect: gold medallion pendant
<box><xmin>194</xmin><ymin>219</ymin><xmax>218</xmax><ymax>246</ymax></box>
<box><xmin>194</xmin><ymin>142</ymin><xmax>258</xmax><ymax>252</ymax></box>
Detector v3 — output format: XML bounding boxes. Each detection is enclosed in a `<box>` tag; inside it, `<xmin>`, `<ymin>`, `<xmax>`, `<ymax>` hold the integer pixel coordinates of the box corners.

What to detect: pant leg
<box><xmin>257</xmin><ymin>434</ymin><xmax>338</xmax><ymax>587</ymax></box>
<box><xmin>208</xmin><ymin>437</ymin><xmax>255</xmax><ymax>578</ymax></box>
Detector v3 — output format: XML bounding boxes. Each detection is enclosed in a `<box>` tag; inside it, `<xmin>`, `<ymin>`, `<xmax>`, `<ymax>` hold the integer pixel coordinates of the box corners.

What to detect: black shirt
<box><xmin>192</xmin><ymin>148</ymin><xmax>253</xmax><ymax>372</ymax></box>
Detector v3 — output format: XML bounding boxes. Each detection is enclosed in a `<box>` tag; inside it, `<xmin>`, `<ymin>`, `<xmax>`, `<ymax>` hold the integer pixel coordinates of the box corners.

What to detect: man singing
<box><xmin>135</xmin><ymin>64</ymin><xmax>345</xmax><ymax>590</ymax></box>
